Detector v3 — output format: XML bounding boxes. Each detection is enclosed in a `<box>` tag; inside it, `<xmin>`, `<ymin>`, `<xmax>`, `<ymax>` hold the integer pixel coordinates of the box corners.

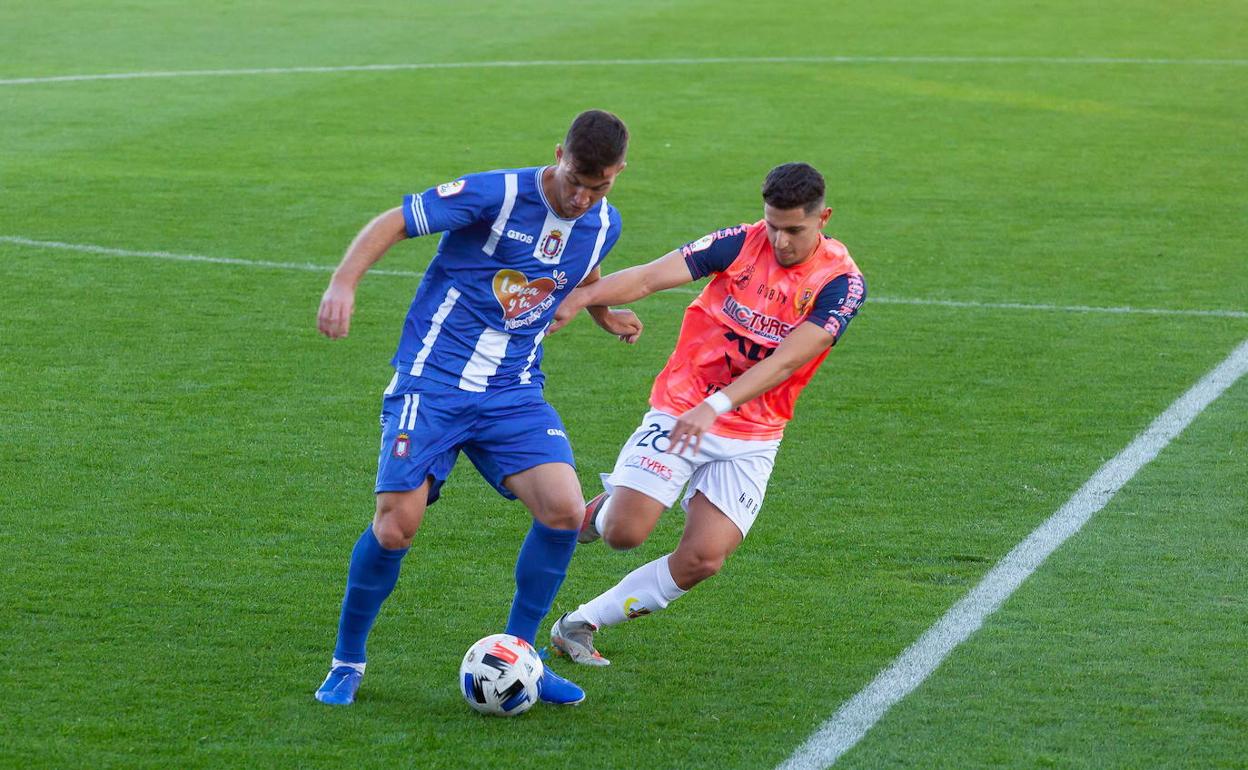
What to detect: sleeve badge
<box><xmin>436</xmin><ymin>180</ymin><xmax>466</xmax><ymax>197</ymax></box>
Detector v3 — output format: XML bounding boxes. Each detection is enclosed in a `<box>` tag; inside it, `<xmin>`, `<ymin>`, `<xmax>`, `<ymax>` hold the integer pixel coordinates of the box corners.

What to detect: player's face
<box><xmin>548</xmin><ymin>145</ymin><xmax>627</xmax><ymax>219</ymax></box>
<box><xmin>763</xmin><ymin>203</ymin><xmax>832</xmax><ymax>267</ymax></box>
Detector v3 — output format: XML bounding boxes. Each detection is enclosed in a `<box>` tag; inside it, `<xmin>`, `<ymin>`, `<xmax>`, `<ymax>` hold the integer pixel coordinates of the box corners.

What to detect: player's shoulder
<box><xmin>429</xmin><ymin>167</ymin><xmax>535</xmax><ymax>202</ymax></box>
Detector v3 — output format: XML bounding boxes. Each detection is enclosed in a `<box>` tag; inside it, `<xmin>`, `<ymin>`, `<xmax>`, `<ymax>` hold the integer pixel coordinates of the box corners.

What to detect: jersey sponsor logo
<box><xmin>506</xmin><ymin>229</ymin><xmax>534</xmax><ymax>244</ymax></box>
<box><xmin>720</xmin><ymin>295</ymin><xmax>795</xmax><ymax>343</ymax></box>
<box><xmin>435</xmin><ymin>179</ymin><xmax>465</xmax><ymax>197</ymax></box>
<box><xmin>624</xmin><ymin>452</ymin><xmax>674</xmax><ymax>481</ymax></box>
<box><xmin>535</xmin><ymin>227</ymin><xmax>566</xmax><ymax>263</ymax></box>
<box><xmin>492</xmin><ymin>269</ymin><xmax>569</xmax><ymax>329</ymax></box>
<box><xmin>393</xmin><ymin>432</ymin><xmax>410</xmax><ymax>458</ymax></box>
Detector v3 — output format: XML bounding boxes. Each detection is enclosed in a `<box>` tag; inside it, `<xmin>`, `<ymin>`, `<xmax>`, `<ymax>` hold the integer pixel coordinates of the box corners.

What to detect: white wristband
<box><xmin>703</xmin><ymin>391</ymin><xmax>733</xmax><ymax>415</ymax></box>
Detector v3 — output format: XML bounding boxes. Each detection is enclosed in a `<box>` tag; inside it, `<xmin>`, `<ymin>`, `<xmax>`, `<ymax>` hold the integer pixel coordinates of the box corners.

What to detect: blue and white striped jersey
<box><xmin>394</xmin><ymin>166</ymin><xmax>622</xmax><ymax>392</ymax></box>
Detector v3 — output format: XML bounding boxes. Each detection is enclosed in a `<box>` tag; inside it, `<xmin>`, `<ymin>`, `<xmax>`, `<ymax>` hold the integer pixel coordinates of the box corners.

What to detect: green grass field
<box><xmin>2</xmin><ymin>2</ymin><xmax>1246</xmax><ymax>768</ymax></box>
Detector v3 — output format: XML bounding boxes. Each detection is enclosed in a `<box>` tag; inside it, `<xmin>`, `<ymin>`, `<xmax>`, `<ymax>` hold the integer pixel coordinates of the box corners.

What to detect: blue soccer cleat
<box><xmin>315</xmin><ymin>665</ymin><xmax>364</xmax><ymax>705</ymax></box>
<box><xmin>537</xmin><ymin>666</ymin><xmax>586</xmax><ymax>706</ymax></box>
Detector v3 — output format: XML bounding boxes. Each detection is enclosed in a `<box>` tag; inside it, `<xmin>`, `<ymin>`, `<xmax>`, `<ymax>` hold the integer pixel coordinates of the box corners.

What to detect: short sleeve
<box><xmin>681</xmin><ymin>224</ymin><xmax>749</xmax><ymax>279</ymax></box>
<box><xmin>805</xmin><ymin>273</ymin><xmax>867</xmax><ymax>343</ymax></box>
<box><xmin>402</xmin><ymin>173</ymin><xmax>501</xmax><ymax>238</ymax></box>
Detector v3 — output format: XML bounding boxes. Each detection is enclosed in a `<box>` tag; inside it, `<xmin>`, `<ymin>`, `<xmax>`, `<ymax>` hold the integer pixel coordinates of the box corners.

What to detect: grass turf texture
<box><xmin>2</xmin><ymin>1</ymin><xmax>1246</xmax><ymax>767</ymax></box>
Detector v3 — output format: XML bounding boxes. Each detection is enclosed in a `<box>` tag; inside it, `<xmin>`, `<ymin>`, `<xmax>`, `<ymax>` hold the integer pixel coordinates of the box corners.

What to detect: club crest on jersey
<box><xmin>535</xmin><ymin>228</ymin><xmax>566</xmax><ymax>263</ymax></box>
<box><xmin>435</xmin><ymin>180</ymin><xmax>465</xmax><ymax>197</ymax></box>
<box><xmin>796</xmin><ymin>288</ymin><xmax>815</xmax><ymax>314</ymax></box>
<box><xmin>393</xmin><ymin>433</ymin><xmax>410</xmax><ymax>458</ymax></box>
<box><xmin>493</xmin><ymin>269</ymin><xmax>569</xmax><ymax>329</ymax></box>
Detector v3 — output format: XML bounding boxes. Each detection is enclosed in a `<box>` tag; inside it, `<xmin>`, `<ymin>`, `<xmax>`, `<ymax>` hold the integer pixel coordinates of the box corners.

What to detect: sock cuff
<box><xmin>365</xmin><ymin>524</ymin><xmax>410</xmax><ymax>558</ymax></box>
<box><xmin>657</xmin><ymin>554</ymin><xmax>688</xmax><ymax>601</ymax></box>
<box><xmin>529</xmin><ymin>517</ymin><xmax>579</xmax><ymax>543</ymax></box>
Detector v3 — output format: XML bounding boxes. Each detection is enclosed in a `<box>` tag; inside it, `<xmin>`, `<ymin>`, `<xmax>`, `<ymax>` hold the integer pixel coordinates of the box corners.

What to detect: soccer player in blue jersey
<box><xmin>313</xmin><ymin>110</ymin><xmax>640</xmax><ymax>707</ymax></box>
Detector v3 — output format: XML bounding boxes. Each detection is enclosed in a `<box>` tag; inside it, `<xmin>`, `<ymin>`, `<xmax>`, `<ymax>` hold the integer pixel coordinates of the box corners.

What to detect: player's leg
<box><xmin>553</xmin><ymin>411</ymin><xmax>702</xmax><ymax>665</ymax></box>
<box><xmin>555</xmin><ymin>435</ymin><xmax>775</xmax><ymax>667</ymax></box>
<box><xmin>502</xmin><ymin>461</ymin><xmax>588</xmax><ymax>705</ymax></box>
<box><xmin>316</xmin><ymin>375</ymin><xmax>465</xmax><ymax>705</ymax></box>
<box><xmin>464</xmin><ymin>390</ymin><xmax>589</xmax><ymax>704</ymax></box>
<box><xmin>578</xmin><ymin>409</ymin><xmax>696</xmax><ymax>549</ymax></box>
<box><xmin>581</xmin><ymin>486</ymin><xmax>667</xmax><ymax>549</ymax></box>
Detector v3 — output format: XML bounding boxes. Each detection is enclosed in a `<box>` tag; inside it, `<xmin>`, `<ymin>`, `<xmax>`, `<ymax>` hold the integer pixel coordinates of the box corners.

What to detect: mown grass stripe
<box><xmin>6</xmin><ymin>235</ymin><xmax>1245</xmax><ymax>320</ymax></box>
<box><xmin>779</xmin><ymin>337</ymin><xmax>1248</xmax><ymax>769</ymax></box>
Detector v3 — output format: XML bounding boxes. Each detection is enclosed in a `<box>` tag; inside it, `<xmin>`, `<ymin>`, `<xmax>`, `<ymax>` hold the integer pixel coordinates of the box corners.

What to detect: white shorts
<box><xmin>602</xmin><ymin>409</ymin><xmax>781</xmax><ymax>537</ymax></box>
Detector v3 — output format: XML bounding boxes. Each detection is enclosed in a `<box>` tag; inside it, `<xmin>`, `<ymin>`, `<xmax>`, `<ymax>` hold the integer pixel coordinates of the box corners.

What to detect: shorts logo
<box><xmin>546</xmin><ymin>428</ymin><xmax>567</xmax><ymax>438</ymax></box>
<box><xmin>536</xmin><ymin>228</ymin><xmax>566</xmax><ymax>262</ymax></box>
<box><xmin>393</xmin><ymin>432</ymin><xmax>410</xmax><ymax>459</ymax></box>
<box><xmin>492</xmin><ymin>269</ymin><xmax>569</xmax><ymax>329</ymax></box>
<box><xmin>624</xmin><ymin>453</ymin><xmax>673</xmax><ymax>481</ymax></box>
<box><xmin>436</xmin><ymin>179</ymin><xmax>465</xmax><ymax>197</ymax></box>
<box><xmin>623</xmin><ymin>597</ymin><xmax>652</xmax><ymax>619</ymax></box>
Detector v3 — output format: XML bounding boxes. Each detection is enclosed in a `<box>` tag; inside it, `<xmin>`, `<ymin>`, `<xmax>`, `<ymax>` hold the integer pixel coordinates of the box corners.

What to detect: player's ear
<box><xmin>818</xmin><ymin>207</ymin><xmax>832</xmax><ymax>227</ymax></box>
<box><xmin>554</xmin><ymin>144</ymin><xmax>565</xmax><ymax>164</ymax></box>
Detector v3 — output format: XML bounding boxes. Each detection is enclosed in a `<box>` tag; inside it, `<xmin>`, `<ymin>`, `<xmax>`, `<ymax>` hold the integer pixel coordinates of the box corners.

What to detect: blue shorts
<box><xmin>375</xmin><ymin>372</ymin><xmax>575</xmax><ymax>503</ymax></box>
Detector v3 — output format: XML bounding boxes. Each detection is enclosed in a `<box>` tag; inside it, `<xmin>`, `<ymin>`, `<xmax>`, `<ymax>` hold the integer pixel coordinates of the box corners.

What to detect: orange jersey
<box><xmin>649</xmin><ymin>221</ymin><xmax>865</xmax><ymax>440</ymax></box>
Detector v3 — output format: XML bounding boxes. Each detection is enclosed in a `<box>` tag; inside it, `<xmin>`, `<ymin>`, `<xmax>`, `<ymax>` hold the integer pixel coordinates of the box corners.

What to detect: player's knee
<box><xmin>602</xmin><ymin>522</ymin><xmax>647</xmax><ymax>551</ymax></box>
<box><xmin>373</xmin><ymin>500</ymin><xmax>420</xmax><ymax>549</ymax></box>
<box><xmin>676</xmin><ymin>553</ymin><xmax>725</xmax><ymax>586</ymax></box>
<box><xmin>537</xmin><ymin>497</ymin><xmax>582</xmax><ymax>532</ymax></box>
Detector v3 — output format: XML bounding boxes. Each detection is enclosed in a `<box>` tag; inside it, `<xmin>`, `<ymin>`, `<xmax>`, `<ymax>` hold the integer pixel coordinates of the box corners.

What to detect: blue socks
<box><xmin>505</xmin><ymin>520</ymin><xmax>578</xmax><ymax>645</ymax></box>
<box><xmin>333</xmin><ymin>526</ymin><xmax>408</xmax><ymax>664</ymax></box>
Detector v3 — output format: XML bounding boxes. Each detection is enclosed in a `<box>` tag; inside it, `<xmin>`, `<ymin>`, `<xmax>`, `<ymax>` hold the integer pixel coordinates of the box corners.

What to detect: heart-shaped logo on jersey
<box><xmin>493</xmin><ymin>269</ymin><xmax>557</xmax><ymax>320</ymax></box>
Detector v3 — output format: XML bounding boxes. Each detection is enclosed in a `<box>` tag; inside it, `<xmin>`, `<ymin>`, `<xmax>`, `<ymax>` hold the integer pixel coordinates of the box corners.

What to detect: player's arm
<box><xmin>549</xmin><ymin>249</ymin><xmax>693</xmax><ymax>334</ymax></box>
<box><xmin>668</xmin><ymin>323</ymin><xmax>836</xmax><ymax>455</ymax></box>
<box><xmin>578</xmin><ymin>265</ymin><xmax>644</xmax><ymax>344</ymax></box>
<box><xmin>317</xmin><ymin>207</ymin><xmax>408</xmax><ymax>339</ymax></box>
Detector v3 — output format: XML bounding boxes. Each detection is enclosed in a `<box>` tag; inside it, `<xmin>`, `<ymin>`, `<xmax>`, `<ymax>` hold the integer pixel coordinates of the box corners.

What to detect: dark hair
<box><xmin>564</xmin><ymin>110</ymin><xmax>629</xmax><ymax>175</ymax></box>
<box><xmin>761</xmin><ymin>162</ymin><xmax>826</xmax><ymax>213</ymax></box>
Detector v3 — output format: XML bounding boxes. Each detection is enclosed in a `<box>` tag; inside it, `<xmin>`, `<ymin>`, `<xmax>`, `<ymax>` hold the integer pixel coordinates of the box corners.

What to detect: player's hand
<box><xmin>317</xmin><ymin>282</ymin><xmax>356</xmax><ymax>339</ymax></box>
<box><xmin>669</xmin><ymin>402</ymin><xmax>716</xmax><ymax>456</ymax></box>
<box><xmin>548</xmin><ymin>292</ymin><xmax>588</xmax><ymax>335</ymax></box>
<box><xmin>594</xmin><ymin>308</ymin><xmax>643</xmax><ymax>344</ymax></box>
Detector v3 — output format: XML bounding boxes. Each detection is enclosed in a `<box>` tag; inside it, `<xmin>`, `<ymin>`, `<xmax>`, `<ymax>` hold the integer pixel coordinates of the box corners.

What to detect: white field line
<box><xmin>779</xmin><ymin>336</ymin><xmax>1248</xmax><ymax>770</ymax></box>
<box><xmin>5</xmin><ymin>234</ymin><xmax>1247</xmax><ymax>321</ymax></box>
<box><xmin>3</xmin><ymin>55</ymin><xmax>1247</xmax><ymax>86</ymax></box>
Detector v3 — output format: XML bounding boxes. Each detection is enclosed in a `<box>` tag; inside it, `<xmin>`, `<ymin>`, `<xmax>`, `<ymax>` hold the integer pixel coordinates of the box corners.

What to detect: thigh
<box><xmin>682</xmin><ymin>437</ymin><xmax>779</xmax><ymax>538</ymax></box>
<box><xmin>677</xmin><ymin>491</ymin><xmax>745</xmax><ymax>560</ymax></box>
<box><xmin>463</xmin><ymin>387</ymin><xmax>576</xmax><ymax>500</ymax></box>
<box><xmin>503</xmin><ymin>462</ymin><xmax>584</xmax><ymax>530</ymax></box>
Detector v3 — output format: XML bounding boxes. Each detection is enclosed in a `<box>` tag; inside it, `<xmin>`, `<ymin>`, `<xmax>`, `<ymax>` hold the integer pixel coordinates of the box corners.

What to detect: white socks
<box><xmin>572</xmin><ymin>554</ymin><xmax>687</xmax><ymax>629</ymax></box>
<box><xmin>332</xmin><ymin>658</ymin><xmax>366</xmax><ymax>674</ymax></box>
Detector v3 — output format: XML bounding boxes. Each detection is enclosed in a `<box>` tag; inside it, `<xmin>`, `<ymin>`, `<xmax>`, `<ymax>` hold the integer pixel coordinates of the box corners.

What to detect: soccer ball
<box><xmin>458</xmin><ymin>633</ymin><xmax>544</xmax><ymax>716</ymax></box>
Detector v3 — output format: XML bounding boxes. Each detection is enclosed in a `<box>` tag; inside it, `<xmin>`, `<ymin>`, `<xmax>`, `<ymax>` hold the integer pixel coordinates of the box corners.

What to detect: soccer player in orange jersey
<box><xmin>546</xmin><ymin>163</ymin><xmax>866</xmax><ymax>665</ymax></box>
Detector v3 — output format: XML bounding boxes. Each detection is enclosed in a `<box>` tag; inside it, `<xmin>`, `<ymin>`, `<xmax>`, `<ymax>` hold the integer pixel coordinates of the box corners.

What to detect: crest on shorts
<box><xmin>393</xmin><ymin>432</ymin><xmax>410</xmax><ymax>458</ymax></box>
<box><xmin>436</xmin><ymin>179</ymin><xmax>465</xmax><ymax>197</ymax></box>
